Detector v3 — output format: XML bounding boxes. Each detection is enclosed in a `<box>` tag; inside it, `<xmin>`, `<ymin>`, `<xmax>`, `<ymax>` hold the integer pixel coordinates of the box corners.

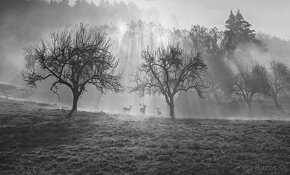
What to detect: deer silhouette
<box><xmin>140</xmin><ymin>103</ymin><xmax>147</xmax><ymax>115</ymax></box>
<box><xmin>157</xmin><ymin>107</ymin><xmax>161</xmax><ymax>116</ymax></box>
<box><xmin>123</xmin><ymin>105</ymin><xmax>132</xmax><ymax>113</ymax></box>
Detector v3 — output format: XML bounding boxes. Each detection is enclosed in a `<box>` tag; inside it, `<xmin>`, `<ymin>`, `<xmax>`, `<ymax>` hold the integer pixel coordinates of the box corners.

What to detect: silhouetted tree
<box><xmin>233</xmin><ymin>64</ymin><xmax>270</xmax><ymax>113</ymax></box>
<box><xmin>269</xmin><ymin>61</ymin><xmax>290</xmax><ymax>108</ymax></box>
<box><xmin>23</xmin><ymin>23</ymin><xmax>122</xmax><ymax>117</ymax></box>
<box><xmin>131</xmin><ymin>45</ymin><xmax>208</xmax><ymax>119</ymax></box>
<box><xmin>223</xmin><ymin>10</ymin><xmax>264</xmax><ymax>52</ymax></box>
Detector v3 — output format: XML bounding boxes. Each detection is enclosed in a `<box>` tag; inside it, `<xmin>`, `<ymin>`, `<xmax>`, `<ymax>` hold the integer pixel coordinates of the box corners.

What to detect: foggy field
<box><xmin>0</xmin><ymin>98</ymin><xmax>289</xmax><ymax>175</ymax></box>
<box><xmin>1</xmin><ymin>0</ymin><xmax>290</xmax><ymax>175</ymax></box>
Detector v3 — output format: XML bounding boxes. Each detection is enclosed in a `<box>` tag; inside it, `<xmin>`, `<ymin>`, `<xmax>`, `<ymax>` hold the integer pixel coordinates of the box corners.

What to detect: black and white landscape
<box><xmin>0</xmin><ymin>0</ymin><xmax>289</xmax><ymax>174</ymax></box>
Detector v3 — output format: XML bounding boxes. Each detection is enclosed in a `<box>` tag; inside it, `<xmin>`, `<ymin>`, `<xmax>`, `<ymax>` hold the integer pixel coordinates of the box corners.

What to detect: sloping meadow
<box><xmin>0</xmin><ymin>98</ymin><xmax>289</xmax><ymax>174</ymax></box>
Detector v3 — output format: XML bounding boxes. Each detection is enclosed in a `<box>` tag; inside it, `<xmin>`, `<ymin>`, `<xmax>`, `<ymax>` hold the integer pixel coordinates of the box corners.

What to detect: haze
<box><xmin>85</xmin><ymin>0</ymin><xmax>290</xmax><ymax>40</ymax></box>
<box><xmin>1</xmin><ymin>0</ymin><xmax>290</xmax><ymax>118</ymax></box>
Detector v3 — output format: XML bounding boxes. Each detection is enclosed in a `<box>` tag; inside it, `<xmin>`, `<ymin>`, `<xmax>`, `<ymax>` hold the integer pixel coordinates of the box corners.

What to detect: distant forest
<box><xmin>0</xmin><ymin>0</ymin><xmax>154</xmax><ymax>79</ymax></box>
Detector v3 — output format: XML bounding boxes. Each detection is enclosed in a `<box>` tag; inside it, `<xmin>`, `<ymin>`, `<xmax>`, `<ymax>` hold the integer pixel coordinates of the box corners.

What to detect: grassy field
<box><xmin>0</xmin><ymin>98</ymin><xmax>289</xmax><ymax>175</ymax></box>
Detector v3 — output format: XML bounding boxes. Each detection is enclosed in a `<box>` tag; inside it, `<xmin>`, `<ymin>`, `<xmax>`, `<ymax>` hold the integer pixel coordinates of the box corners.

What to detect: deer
<box><xmin>123</xmin><ymin>105</ymin><xmax>132</xmax><ymax>113</ymax></box>
<box><xmin>140</xmin><ymin>103</ymin><xmax>147</xmax><ymax>115</ymax></box>
<box><xmin>157</xmin><ymin>107</ymin><xmax>161</xmax><ymax>116</ymax></box>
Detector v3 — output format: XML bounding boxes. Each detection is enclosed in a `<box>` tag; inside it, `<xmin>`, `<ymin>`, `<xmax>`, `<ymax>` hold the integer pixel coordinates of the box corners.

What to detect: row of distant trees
<box><xmin>0</xmin><ymin>0</ymin><xmax>144</xmax><ymax>76</ymax></box>
<box><xmin>230</xmin><ymin>61</ymin><xmax>290</xmax><ymax>113</ymax></box>
<box><xmin>188</xmin><ymin>10</ymin><xmax>290</xmax><ymax>113</ymax></box>
<box><xmin>22</xmin><ymin>10</ymin><xmax>290</xmax><ymax>119</ymax></box>
<box><xmin>187</xmin><ymin>10</ymin><xmax>290</xmax><ymax>113</ymax></box>
<box><xmin>0</xmin><ymin>0</ymin><xmax>141</xmax><ymax>44</ymax></box>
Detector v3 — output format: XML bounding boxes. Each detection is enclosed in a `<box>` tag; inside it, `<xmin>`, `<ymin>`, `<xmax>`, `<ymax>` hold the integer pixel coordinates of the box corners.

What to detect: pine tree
<box><xmin>234</xmin><ymin>10</ymin><xmax>256</xmax><ymax>42</ymax></box>
<box><xmin>223</xmin><ymin>10</ymin><xmax>262</xmax><ymax>51</ymax></box>
<box><xmin>225</xmin><ymin>10</ymin><xmax>236</xmax><ymax>31</ymax></box>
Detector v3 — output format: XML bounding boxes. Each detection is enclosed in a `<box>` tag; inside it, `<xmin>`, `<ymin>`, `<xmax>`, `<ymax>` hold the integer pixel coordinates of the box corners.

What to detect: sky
<box><xmin>82</xmin><ymin>0</ymin><xmax>290</xmax><ymax>40</ymax></box>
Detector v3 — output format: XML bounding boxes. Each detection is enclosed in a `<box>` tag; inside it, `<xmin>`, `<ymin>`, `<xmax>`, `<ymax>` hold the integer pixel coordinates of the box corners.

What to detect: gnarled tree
<box><xmin>233</xmin><ymin>64</ymin><xmax>270</xmax><ymax>113</ymax></box>
<box><xmin>23</xmin><ymin>23</ymin><xmax>122</xmax><ymax>117</ymax></box>
<box><xmin>131</xmin><ymin>45</ymin><xmax>208</xmax><ymax>119</ymax></box>
<box><xmin>269</xmin><ymin>61</ymin><xmax>290</xmax><ymax>108</ymax></box>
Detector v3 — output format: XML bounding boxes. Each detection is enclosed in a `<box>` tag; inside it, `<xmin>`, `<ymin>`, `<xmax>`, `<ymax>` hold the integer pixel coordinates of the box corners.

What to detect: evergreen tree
<box><xmin>223</xmin><ymin>10</ymin><xmax>263</xmax><ymax>51</ymax></box>
<box><xmin>234</xmin><ymin>10</ymin><xmax>256</xmax><ymax>42</ymax></box>
<box><xmin>225</xmin><ymin>10</ymin><xmax>236</xmax><ymax>32</ymax></box>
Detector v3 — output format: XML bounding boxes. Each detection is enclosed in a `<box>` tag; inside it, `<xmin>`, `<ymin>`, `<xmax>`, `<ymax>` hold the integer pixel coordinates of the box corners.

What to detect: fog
<box><xmin>1</xmin><ymin>0</ymin><xmax>290</xmax><ymax>119</ymax></box>
<box><xmin>0</xmin><ymin>0</ymin><xmax>167</xmax><ymax>115</ymax></box>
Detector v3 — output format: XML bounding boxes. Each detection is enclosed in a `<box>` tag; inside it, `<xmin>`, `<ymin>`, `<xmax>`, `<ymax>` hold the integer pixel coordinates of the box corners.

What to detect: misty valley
<box><xmin>0</xmin><ymin>0</ymin><xmax>289</xmax><ymax>175</ymax></box>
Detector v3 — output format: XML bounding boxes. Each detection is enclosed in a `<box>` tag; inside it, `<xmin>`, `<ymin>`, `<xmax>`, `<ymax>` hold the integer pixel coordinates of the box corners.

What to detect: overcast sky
<box><xmin>81</xmin><ymin>0</ymin><xmax>290</xmax><ymax>40</ymax></box>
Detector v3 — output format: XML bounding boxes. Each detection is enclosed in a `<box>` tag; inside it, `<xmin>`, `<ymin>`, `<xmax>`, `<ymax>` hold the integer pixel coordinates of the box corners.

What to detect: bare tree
<box><xmin>22</xmin><ymin>23</ymin><xmax>122</xmax><ymax>117</ymax></box>
<box><xmin>269</xmin><ymin>61</ymin><xmax>290</xmax><ymax>108</ymax></box>
<box><xmin>131</xmin><ymin>45</ymin><xmax>207</xmax><ymax>119</ymax></box>
<box><xmin>233</xmin><ymin>64</ymin><xmax>270</xmax><ymax>113</ymax></box>
<box><xmin>233</xmin><ymin>68</ymin><xmax>253</xmax><ymax>112</ymax></box>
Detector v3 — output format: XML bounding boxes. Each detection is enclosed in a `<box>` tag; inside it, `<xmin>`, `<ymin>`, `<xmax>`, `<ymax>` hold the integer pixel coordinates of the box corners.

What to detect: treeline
<box><xmin>113</xmin><ymin>11</ymin><xmax>290</xmax><ymax>115</ymax></box>
<box><xmin>0</xmin><ymin>0</ymin><xmax>141</xmax><ymax>43</ymax></box>
<box><xmin>184</xmin><ymin>11</ymin><xmax>290</xmax><ymax>113</ymax></box>
<box><xmin>176</xmin><ymin>11</ymin><xmax>290</xmax><ymax>113</ymax></box>
<box><xmin>0</xmin><ymin>0</ymin><xmax>145</xmax><ymax>78</ymax></box>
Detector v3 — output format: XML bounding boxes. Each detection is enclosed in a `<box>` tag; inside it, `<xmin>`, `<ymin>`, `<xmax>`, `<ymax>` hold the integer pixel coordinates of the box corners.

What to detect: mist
<box><xmin>1</xmin><ymin>0</ymin><xmax>290</xmax><ymax>119</ymax></box>
<box><xmin>0</xmin><ymin>0</ymin><xmax>157</xmax><ymax>112</ymax></box>
<box><xmin>1</xmin><ymin>2</ymin><xmax>290</xmax><ymax>174</ymax></box>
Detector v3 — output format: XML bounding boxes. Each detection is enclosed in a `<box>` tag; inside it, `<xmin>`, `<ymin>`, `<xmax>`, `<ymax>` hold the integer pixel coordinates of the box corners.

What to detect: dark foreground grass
<box><xmin>0</xmin><ymin>99</ymin><xmax>289</xmax><ymax>175</ymax></box>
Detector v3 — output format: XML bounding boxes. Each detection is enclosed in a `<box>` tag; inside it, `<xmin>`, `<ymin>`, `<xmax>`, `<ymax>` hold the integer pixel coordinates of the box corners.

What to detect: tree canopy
<box><xmin>131</xmin><ymin>44</ymin><xmax>208</xmax><ymax>118</ymax></box>
<box><xmin>233</xmin><ymin>64</ymin><xmax>270</xmax><ymax>112</ymax></box>
<box><xmin>23</xmin><ymin>23</ymin><xmax>122</xmax><ymax>117</ymax></box>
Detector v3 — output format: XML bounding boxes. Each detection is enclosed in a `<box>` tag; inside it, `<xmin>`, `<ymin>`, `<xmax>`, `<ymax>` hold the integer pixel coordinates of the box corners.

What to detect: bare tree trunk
<box><xmin>67</xmin><ymin>91</ymin><xmax>79</xmax><ymax>118</ymax></box>
<box><xmin>169</xmin><ymin>103</ymin><xmax>175</xmax><ymax>119</ymax></box>
<box><xmin>169</xmin><ymin>96</ymin><xmax>175</xmax><ymax>119</ymax></box>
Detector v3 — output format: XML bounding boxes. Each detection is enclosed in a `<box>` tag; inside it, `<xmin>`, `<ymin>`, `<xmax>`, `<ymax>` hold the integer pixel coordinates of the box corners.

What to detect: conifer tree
<box><xmin>223</xmin><ymin>10</ymin><xmax>263</xmax><ymax>51</ymax></box>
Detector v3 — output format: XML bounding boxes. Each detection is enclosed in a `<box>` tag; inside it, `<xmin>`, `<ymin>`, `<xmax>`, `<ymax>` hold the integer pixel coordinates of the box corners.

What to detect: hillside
<box><xmin>0</xmin><ymin>98</ymin><xmax>289</xmax><ymax>174</ymax></box>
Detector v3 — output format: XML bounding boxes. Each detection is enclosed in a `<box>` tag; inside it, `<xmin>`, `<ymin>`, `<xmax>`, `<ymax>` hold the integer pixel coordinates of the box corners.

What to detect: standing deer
<box><xmin>157</xmin><ymin>107</ymin><xmax>161</xmax><ymax>116</ymax></box>
<box><xmin>123</xmin><ymin>105</ymin><xmax>132</xmax><ymax>113</ymax></box>
<box><xmin>140</xmin><ymin>103</ymin><xmax>147</xmax><ymax>115</ymax></box>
